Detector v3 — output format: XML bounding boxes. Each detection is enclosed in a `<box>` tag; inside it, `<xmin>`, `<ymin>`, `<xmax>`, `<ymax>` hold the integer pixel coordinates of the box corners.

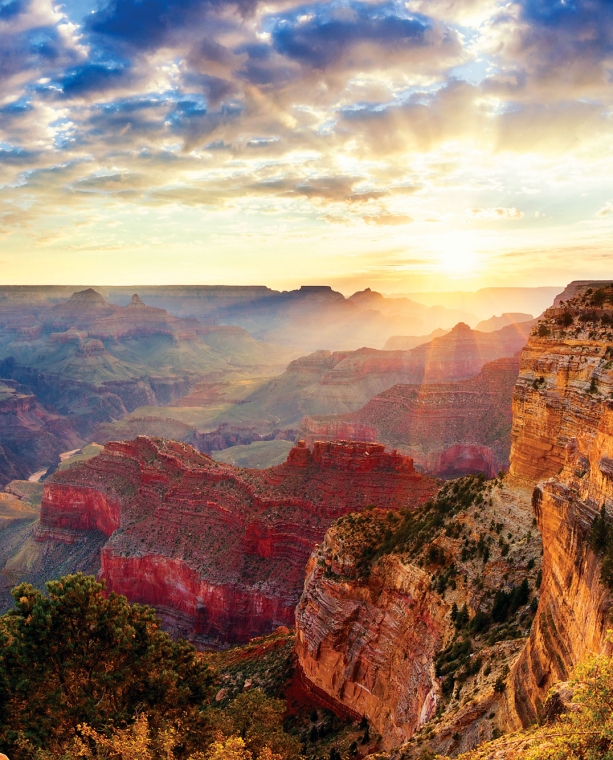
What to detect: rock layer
<box><xmin>507</xmin><ymin>282</ymin><xmax>613</xmax><ymax>724</ymax></box>
<box><xmin>300</xmin><ymin>357</ymin><xmax>520</xmax><ymax>478</ymax></box>
<box><xmin>38</xmin><ymin>437</ymin><xmax>437</xmax><ymax>645</ymax></box>
<box><xmin>294</xmin><ymin>479</ymin><xmax>541</xmax><ymax>751</ymax></box>
<box><xmin>296</xmin><ymin>540</ymin><xmax>447</xmax><ymax>747</ymax></box>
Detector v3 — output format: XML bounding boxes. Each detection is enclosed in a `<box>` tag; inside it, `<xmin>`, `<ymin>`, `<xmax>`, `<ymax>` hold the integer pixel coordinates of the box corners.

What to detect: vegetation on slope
<box><xmin>323</xmin><ymin>475</ymin><xmax>542</xmax><ymax>756</ymax></box>
<box><xmin>0</xmin><ymin>574</ymin><xmax>304</xmax><ymax>760</ymax></box>
<box><xmin>420</xmin><ymin>635</ymin><xmax>613</xmax><ymax>760</ymax></box>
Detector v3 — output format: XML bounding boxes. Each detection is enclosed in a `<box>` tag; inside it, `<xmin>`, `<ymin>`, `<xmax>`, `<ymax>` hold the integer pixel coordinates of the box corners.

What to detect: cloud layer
<box><xmin>0</xmin><ymin>0</ymin><xmax>612</xmax><ymax>287</ymax></box>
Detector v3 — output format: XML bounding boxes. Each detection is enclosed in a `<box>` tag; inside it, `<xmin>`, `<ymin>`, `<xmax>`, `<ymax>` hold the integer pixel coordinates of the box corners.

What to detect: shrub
<box><xmin>0</xmin><ymin>573</ymin><xmax>215</xmax><ymax>757</ymax></box>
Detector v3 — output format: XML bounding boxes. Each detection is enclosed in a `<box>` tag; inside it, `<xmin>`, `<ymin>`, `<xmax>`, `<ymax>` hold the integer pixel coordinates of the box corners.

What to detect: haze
<box><xmin>0</xmin><ymin>0</ymin><xmax>611</xmax><ymax>291</ymax></box>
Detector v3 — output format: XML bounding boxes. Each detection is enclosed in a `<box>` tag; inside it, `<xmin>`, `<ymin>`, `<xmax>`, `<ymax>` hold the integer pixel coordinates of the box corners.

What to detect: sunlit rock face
<box><xmin>294</xmin><ymin>479</ymin><xmax>540</xmax><ymax>752</ymax></box>
<box><xmin>295</xmin><ymin>529</ymin><xmax>448</xmax><ymax>748</ymax></box>
<box><xmin>507</xmin><ymin>282</ymin><xmax>613</xmax><ymax>725</ymax></box>
<box><xmin>300</xmin><ymin>356</ymin><xmax>520</xmax><ymax>478</ymax></box>
<box><xmin>38</xmin><ymin>436</ymin><xmax>437</xmax><ymax>647</ymax></box>
<box><xmin>293</xmin><ymin>282</ymin><xmax>613</xmax><ymax>750</ymax></box>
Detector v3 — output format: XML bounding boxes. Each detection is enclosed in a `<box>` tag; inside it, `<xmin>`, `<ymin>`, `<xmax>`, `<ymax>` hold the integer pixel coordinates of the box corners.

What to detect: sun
<box><xmin>435</xmin><ymin>236</ymin><xmax>481</xmax><ymax>278</ymax></box>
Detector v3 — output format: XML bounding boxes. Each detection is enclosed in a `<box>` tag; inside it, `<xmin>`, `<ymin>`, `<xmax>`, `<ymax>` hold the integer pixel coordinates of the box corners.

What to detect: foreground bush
<box><xmin>0</xmin><ymin>573</ymin><xmax>298</xmax><ymax>759</ymax></box>
<box><xmin>0</xmin><ymin>573</ymin><xmax>214</xmax><ymax>755</ymax></box>
<box><xmin>454</xmin><ymin>632</ymin><xmax>613</xmax><ymax>759</ymax></box>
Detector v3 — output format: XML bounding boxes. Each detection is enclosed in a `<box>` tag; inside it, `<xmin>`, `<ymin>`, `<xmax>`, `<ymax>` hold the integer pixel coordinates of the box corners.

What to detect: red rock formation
<box><xmin>506</xmin><ymin>282</ymin><xmax>613</xmax><ymax>725</ymax></box>
<box><xmin>294</xmin><ymin>481</ymin><xmax>541</xmax><ymax>751</ymax></box>
<box><xmin>246</xmin><ymin>323</ymin><xmax>531</xmax><ymax>427</ymax></box>
<box><xmin>38</xmin><ymin>436</ymin><xmax>437</xmax><ymax>645</ymax></box>
<box><xmin>296</xmin><ymin>537</ymin><xmax>448</xmax><ymax>747</ymax></box>
<box><xmin>300</xmin><ymin>357</ymin><xmax>520</xmax><ymax>478</ymax></box>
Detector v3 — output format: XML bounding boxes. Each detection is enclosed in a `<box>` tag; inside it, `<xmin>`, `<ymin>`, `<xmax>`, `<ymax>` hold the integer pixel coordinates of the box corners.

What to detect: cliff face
<box><xmin>508</xmin><ymin>282</ymin><xmax>613</xmax><ymax>724</ymax></box>
<box><xmin>293</xmin><ymin>281</ymin><xmax>613</xmax><ymax>756</ymax></box>
<box><xmin>300</xmin><ymin>357</ymin><xmax>519</xmax><ymax>478</ymax></box>
<box><xmin>295</xmin><ymin>477</ymin><xmax>542</xmax><ymax>752</ymax></box>
<box><xmin>297</xmin><ymin>537</ymin><xmax>448</xmax><ymax>747</ymax></box>
<box><xmin>38</xmin><ymin>437</ymin><xmax>437</xmax><ymax>646</ymax></box>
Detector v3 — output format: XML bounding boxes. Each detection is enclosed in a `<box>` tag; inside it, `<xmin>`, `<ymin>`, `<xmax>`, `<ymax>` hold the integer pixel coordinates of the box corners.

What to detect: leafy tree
<box><xmin>0</xmin><ymin>573</ymin><xmax>215</xmax><ymax>757</ymax></box>
<box><xmin>204</xmin><ymin>735</ymin><xmax>282</xmax><ymax>760</ymax></box>
<box><xmin>204</xmin><ymin>690</ymin><xmax>301</xmax><ymax>760</ymax></box>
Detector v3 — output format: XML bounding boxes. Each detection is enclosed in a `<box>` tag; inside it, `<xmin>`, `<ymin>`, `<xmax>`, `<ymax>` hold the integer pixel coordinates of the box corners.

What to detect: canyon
<box><xmin>292</xmin><ymin>280</ymin><xmax>613</xmax><ymax>757</ymax></box>
<box><xmin>33</xmin><ymin>437</ymin><xmax>437</xmax><ymax>646</ymax></box>
<box><xmin>0</xmin><ymin>285</ymin><xmax>477</xmax><ymax>353</ymax></box>
<box><xmin>2</xmin><ymin>278</ymin><xmax>607</xmax><ymax>758</ymax></box>
<box><xmin>299</xmin><ymin>356</ymin><xmax>519</xmax><ymax>478</ymax></box>
<box><xmin>224</xmin><ymin>321</ymin><xmax>533</xmax><ymax>430</ymax></box>
<box><xmin>0</xmin><ymin>288</ymin><xmax>294</xmax><ymax>477</ymax></box>
<box><xmin>0</xmin><ymin>379</ymin><xmax>82</xmax><ymax>485</ymax></box>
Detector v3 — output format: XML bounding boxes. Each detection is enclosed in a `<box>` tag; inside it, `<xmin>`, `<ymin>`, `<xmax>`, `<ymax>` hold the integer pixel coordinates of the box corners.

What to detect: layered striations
<box><xmin>37</xmin><ymin>437</ymin><xmax>437</xmax><ymax>646</ymax></box>
<box><xmin>508</xmin><ymin>282</ymin><xmax>613</xmax><ymax>724</ymax></box>
<box><xmin>295</xmin><ymin>479</ymin><xmax>541</xmax><ymax>752</ymax></box>
<box><xmin>300</xmin><ymin>357</ymin><xmax>520</xmax><ymax>478</ymax></box>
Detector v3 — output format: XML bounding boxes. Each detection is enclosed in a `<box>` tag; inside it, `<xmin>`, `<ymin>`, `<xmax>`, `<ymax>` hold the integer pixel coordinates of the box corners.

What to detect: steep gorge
<box><xmin>293</xmin><ymin>280</ymin><xmax>613</xmax><ymax>756</ymax></box>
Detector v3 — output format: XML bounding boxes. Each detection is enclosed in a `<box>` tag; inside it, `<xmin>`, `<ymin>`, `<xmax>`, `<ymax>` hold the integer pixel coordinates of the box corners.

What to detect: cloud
<box><xmin>270</xmin><ymin>3</ymin><xmax>449</xmax><ymax>70</ymax></box>
<box><xmin>0</xmin><ymin>0</ymin><xmax>612</xmax><ymax>284</ymax></box>
<box><xmin>362</xmin><ymin>213</ymin><xmax>413</xmax><ymax>225</ymax></box>
<box><xmin>597</xmin><ymin>201</ymin><xmax>613</xmax><ymax>218</ymax></box>
<box><xmin>465</xmin><ymin>207</ymin><xmax>524</xmax><ymax>221</ymax></box>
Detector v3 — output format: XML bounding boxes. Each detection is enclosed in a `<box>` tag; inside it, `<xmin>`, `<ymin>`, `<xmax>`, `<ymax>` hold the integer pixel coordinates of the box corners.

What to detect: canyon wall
<box><xmin>296</xmin><ymin>529</ymin><xmax>448</xmax><ymax>747</ymax></box>
<box><xmin>300</xmin><ymin>357</ymin><xmax>519</xmax><ymax>478</ymax></box>
<box><xmin>294</xmin><ymin>283</ymin><xmax>613</xmax><ymax>752</ymax></box>
<box><xmin>0</xmin><ymin>382</ymin><xmax>82</xmax><ymax>484</ymax></box>
<box><xmin>294</xmin><ymin>478</ymin><xmax>541</xmax><ymax>752</ymax></box>
<box><xmin>507</xmin><ymin>283</ymin><xmax>613</xmax><ymax>724</ymax></box>
<box><xmin>37</xmin><ymin>437</ymin><xmax>437</xmax><ymax>646</ymax></box>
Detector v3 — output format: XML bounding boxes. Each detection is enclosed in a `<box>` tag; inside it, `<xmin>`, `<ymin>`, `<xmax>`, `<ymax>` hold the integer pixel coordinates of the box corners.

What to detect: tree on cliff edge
<box><xmin>0</xmin><ymin>573</ymin><xmax>215</xmax><ymax>757</ymax></box>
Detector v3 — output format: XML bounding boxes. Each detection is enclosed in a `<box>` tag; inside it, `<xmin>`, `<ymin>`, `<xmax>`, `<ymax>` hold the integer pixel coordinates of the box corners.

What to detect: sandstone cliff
<box><xmin>36</xmin><ymin>437</ymin><xmax>437</xmax><ymax>646</ymax></box>
<box><xmin>506</xmin><ymin>281</ymin><xmax>613</xmax><ymax>725</ymax></box>
<box><xmin>298</xmin><ymin>280</ymin><xmax>613</xmax><ymax>758</ymax></box>
<box><xmin>295</xmin><ymin>476</ymin><xmax>542</xmax><ymax>753</ymax></box>
<box><xmin>299</xmin><ymin>357</ymin><xmax>519</xmax><ymax>478</ymax></box>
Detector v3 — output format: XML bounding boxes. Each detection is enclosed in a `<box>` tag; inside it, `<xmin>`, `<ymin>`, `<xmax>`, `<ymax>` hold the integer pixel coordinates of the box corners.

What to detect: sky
<box><xmin>0</xmin><ymin>0</ymin><xmax>612</xmax><ymax>292</ymax></box>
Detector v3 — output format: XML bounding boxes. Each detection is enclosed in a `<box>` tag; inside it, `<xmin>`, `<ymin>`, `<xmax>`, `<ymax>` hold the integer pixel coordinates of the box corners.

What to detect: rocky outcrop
<box><xmin>293</xmin><ymin>281</ymin><xmax>613</xmax><ymax>754</ymax></box>
<box><xmin>507</xmin><ymin>281</ymin><xmax>613</xmax><ymax>724</ymax></box>
<box><xmin>37</xmin><ymin>437</ymin><xmax>437</xmax><ymax>646</ymax></box>
<box><xmin>299</xmin><ymin>357</ymin><xmax>520</xmax><ymax>478</ymax></box>
<box><xmin>295</xmin><ymin>478</ymin><xmax>542</xmax><ymax>752</ymax></box>
<box><xmin>297</xmin><ymin>540</ymin><xmax>447</xmax><ymax>746</ymax></box>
